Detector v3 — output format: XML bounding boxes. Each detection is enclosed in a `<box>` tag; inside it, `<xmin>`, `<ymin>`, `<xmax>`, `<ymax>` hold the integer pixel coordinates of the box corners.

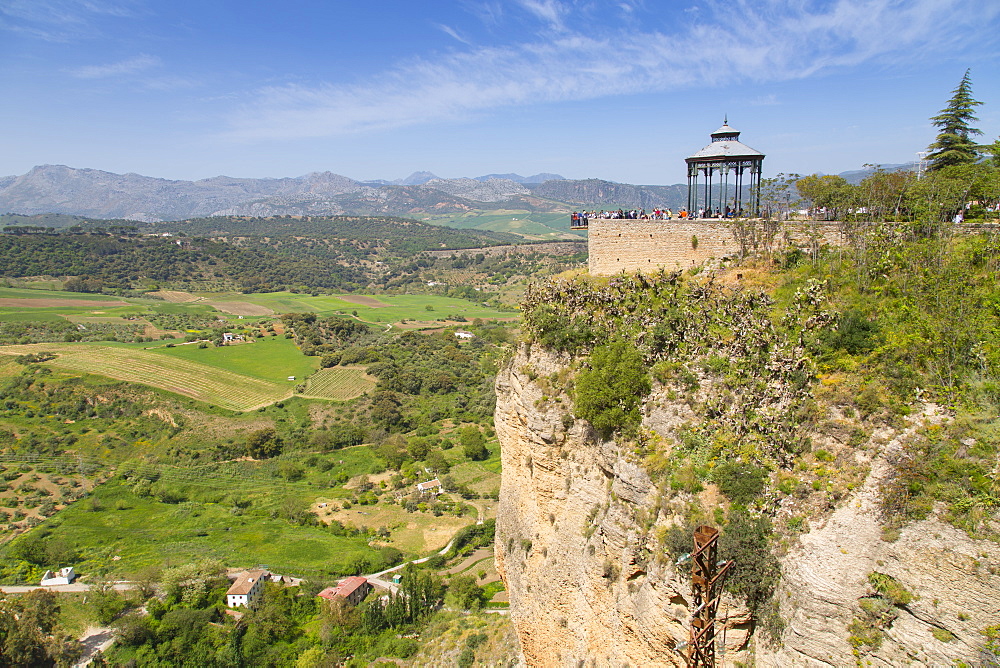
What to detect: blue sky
<box><xmin>2</xmin><ymin>0</ymin><xmax>999</xmax><ymax>185</ymax></box>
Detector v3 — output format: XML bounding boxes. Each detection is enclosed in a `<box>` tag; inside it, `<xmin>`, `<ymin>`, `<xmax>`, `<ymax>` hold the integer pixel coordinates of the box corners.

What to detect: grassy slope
<box><xmin>150</xmin><ymin>335</ymin><xmax>318</xmax><ymax>383</ymax></box>
<box><xmin>48</xmin><ymin>478</ymin><xmax>375</xmax><ymax>577</ymax></box>
<box><xmin>206</xmin><ymin>291</ymin><xmax>516</xmax><ymax>323</ymax></box>
<box><xmin>422</xmin><ymin>210</ymin><xmax>585</xmax><ymax>240</ymax></box>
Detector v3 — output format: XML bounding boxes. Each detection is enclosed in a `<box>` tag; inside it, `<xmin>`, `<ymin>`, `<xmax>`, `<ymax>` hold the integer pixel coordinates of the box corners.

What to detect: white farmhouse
<box><xmin>225</xmin><ymin>569</ymin><xmax>269</xmax><ymax>608</ymax></box>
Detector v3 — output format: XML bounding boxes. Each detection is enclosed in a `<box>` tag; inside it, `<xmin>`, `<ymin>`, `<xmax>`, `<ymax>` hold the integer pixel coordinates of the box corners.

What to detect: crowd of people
<box><xmin>571</xmin><ymin>206</ymin><xmax>743</xmax><ymax>226</ymax></box>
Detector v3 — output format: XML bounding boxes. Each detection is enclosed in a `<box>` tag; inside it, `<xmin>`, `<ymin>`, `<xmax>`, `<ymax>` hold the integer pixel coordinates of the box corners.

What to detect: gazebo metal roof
<box><xmin>710</xmin><ymin>122</ymin><xmax>741</xmax><ymax>139</ymax></box>
<box><xmin>686</xmin><ymin>139</ymin><xmax>764</xmax><ymax>162</ymax></box>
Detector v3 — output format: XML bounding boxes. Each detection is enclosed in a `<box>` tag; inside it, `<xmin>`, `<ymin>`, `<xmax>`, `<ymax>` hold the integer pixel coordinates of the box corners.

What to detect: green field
<box><xmin>0</xmin><ymin>288</ymin><xmax>513</xmax><ymax>409</ymax></box>
<box><xmin>0</xmin><ymin>286</ymin><xmax>516</xmax><ymax>326</ymax></box>
<box><xmin>420</xmin><ymin>210</ymin><xmax>586</xmax><ymax>240</ymax></box>
<box><xmin>41</xmin><ymin>478</ymin><xmax>377</xmax><ymax>577</ymax></box>
<box><xmin>0</xmin><ymin>287</ymin><xmax>131</xmax><ymax>302</ymax></box>
<box><xmin>199</xmin><ymin>291</ymin><xmax>517</xmax><ymax>324</ymax></box>
<box><xmin>151</xmin><ymin>335</ymin><xmax>318</xmax><ymax>383</ymax></box>
<box><xmin>301</xmin><ymin>366</ymin><xmax>376</xmax><ymax>401</ymax></box>
<box><xmin>0</xmin><ymin>342</ymin><xmax>293</xmax><ymax>411</ymax></box>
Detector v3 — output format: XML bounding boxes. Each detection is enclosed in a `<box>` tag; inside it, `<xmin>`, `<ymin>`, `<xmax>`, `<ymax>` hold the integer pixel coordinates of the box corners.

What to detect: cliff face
<box><xmin>494</xmin><ymin>344</ymin><xmax>752</xmax><ymax>666</ymax></box>
<box><xmin>495</xmin><ymin>344</ymin><xmax>1000</xmax><ymax>666</ymax></box>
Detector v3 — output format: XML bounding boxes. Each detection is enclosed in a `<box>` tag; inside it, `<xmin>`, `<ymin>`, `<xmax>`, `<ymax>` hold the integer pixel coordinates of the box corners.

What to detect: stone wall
<box><xmin>587</xmin><ymin>219</ymin><xmax>845</xmax><ymax>275</ymax></box>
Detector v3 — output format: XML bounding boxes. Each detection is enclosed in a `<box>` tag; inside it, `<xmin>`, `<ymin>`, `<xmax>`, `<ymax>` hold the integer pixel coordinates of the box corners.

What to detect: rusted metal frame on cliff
<box><xmin>708</xmin><ymin>561</ymin><xmax>733</xmax><ymax>591</ymax></box>
<box><xmin>689</xmin><ymin>589</ymin><xmax>730</xmax><ymax>642</ymax></box>
<box><xmin>687</xmin><ymin>525</ymin><xmax>735</xmax><ymax>668</ymax></box>
<box><xmin>690</xmin><ymin>527</ymin><xmax>720</xmax><ymax>559</ymax></box>
<box><xmin>692</xmin><ymin>562</ymin><xmax>735</xmax><ymax>666</ymax></box>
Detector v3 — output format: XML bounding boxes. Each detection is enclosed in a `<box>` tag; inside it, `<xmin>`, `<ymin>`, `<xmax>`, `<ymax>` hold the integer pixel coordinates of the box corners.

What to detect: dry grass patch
<box><xmin>148</xmin><ymin>290</ymin><xmax>200</xmax><ymax>303</ymax></box>
<box><xmin>335</xmin><ymin>295</ymin><xmax>391</xmax><ymax>308</ymax></box>
<box><xmin>315</xmin><ymin>501</ymin><xmax>470</xmax><ymax>554</ymax></box>
<box><xmin>205</xmin><ymin>301</ymin><xmax>274</xmax><ymax>316</ymax></box>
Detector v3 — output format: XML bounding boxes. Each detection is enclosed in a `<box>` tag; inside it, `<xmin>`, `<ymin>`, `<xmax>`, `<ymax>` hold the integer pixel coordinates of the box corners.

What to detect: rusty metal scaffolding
<box><xmin>687</xmin><ymin>525</ymin><xmax>733</xmax><ymax>667</ymax></box>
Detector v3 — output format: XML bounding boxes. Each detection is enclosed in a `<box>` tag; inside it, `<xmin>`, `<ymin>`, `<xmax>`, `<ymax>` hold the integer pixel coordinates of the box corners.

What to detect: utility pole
<box><xmin>686</xmin><ymin>526</ymin><xmax>734</xmax><ymax>667</ymax></box>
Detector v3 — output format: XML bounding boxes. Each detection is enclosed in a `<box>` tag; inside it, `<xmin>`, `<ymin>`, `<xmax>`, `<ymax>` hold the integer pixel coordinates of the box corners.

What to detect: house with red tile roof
<box><xmin>317</xmin><ymin>576</ymin><xmax>371</xmax><ymax>606</ymax></box>
<box><xmin>416</xmin><ymin>478</ymin><xmax>442</xmax><ymax>495</ymax></box>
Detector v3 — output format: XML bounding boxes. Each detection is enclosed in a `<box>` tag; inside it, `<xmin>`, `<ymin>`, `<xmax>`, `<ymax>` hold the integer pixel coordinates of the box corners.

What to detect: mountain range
<box><xmin>0</xmin><ymin>164</ymin><xmax>915</xmax><ymax>224</ymax></box>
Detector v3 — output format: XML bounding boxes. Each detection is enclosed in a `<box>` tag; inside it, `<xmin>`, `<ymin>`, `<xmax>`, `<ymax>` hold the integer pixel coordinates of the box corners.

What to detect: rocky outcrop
<box><xmin>758</xmin><ymin>406</ymin><xmax>1000</xmax><ymax>667</ymax></box>
<box><xmin>494</xmin><ymin>344</ymin><xmax>751</xmax><ymax>666</ymax></box>
<box><xmin>495</xmin><ymin>345</ymin><xmax>1000</xmax><ymax>666</ymax></box>
<box><xmin>421</xmin><ymin>177</ymin><xmax>529</xmax><ymax>203</ymax></box>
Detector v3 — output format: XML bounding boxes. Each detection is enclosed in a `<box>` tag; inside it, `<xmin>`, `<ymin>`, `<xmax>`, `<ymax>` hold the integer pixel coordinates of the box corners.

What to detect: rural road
<box><xmin>365</xmin><ymin>537</ymin><xmax>457</xmax><ymax>594</ymax></box>
<box><xmin>73</xmin><ymin>627</ymin><xmax>114</xmax><ymax>668</ymax></box>
<box><xmin>0</xmin><ymin>582</ymin><xmax>133</xmax><ymax>594</ymax></box>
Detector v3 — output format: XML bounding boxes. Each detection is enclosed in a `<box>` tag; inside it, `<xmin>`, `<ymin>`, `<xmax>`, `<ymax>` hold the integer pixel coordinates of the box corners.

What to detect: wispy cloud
<box><xmin>0</xmin><ymin>0</ymin><xmax>139</xmax><ymax>41</ymax></box>
<box><xmin>436</xmin><ymin>23</ymin><xmax>472</xmax><ymax>45</ymax></box>
<box><xmin>515</xmin><ymin>0</ymin><xmax>569</xmax><ymax>31</ymax></box>
<box><xmin>70</xmin><ymin>53</ymin><xmax>159</xmax><ymax>79</ymax></box>
<box><xmin>225</xmin><ymin>0</ymin><xmax>1000</xmax><ymax>142</ymax></box>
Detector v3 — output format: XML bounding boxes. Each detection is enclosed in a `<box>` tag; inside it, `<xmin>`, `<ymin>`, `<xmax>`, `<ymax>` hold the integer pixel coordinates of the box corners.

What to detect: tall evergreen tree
<box><xmin>927</xmin><ymin>69</ymin><xmax>983</xmax><ymax>171</ymax></box>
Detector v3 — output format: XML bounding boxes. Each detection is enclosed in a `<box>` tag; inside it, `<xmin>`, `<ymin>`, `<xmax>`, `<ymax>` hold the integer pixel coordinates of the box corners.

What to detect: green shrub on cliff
<box><xmin>573</xmin><ymin>340</ymin><xmax>650</xmax><ymax>438</ymax></box>
<box><xmin>720</xmin><ymin>509</ymin><xmax>780</xmax><ymax>614</ymax></box>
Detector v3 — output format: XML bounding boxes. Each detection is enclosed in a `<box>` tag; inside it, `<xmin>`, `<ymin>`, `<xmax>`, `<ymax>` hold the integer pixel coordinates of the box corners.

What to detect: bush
<box><xmin>459</xmin><ymin>426</ymin><xmax>489</xmax><ymax>461</ymax></box>
<box><xmin>720</xmin><ymin>509</ymin><xmax>780</xmax><ymax>613</ymax></box>
<box><xmin>574</xmin><ymin>340</ymin><xmax>651</xmax><ymax>438</ymax></box>
<box><xmin>714</xmin><ymin>460</ymin><xmax>768</xmax><ymax>506</ymax></box>
<box><xmin>246</xmin><ymin>428</ymin><xmax>282</xmax><ymax>459</ymax></box>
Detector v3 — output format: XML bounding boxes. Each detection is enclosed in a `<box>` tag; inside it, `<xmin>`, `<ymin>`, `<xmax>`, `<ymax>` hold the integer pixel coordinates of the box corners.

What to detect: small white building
<box><xmin>40</xmin><ymin>567</ymin><xmax>76</xmax><ymax>586</ymax></box>
<box><xmin>416</xmin><ymin>478</ymin><xmax>443</xmax><ymax>495</ymax></box>
<box><xmin>226</xmin><ymin>569</ymin><xmax>269</xmax><ymax>608</ymax></box>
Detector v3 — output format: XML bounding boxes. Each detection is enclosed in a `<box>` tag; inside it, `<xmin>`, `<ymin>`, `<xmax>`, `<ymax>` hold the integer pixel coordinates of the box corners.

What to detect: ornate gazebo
<box><xmin>685</xmin><ymin>119</ymin><xmax>764</xmax><ymax>217</ymax></box>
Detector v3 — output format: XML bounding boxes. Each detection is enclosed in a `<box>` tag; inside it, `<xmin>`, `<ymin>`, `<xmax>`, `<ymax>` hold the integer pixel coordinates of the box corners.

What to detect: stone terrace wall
<box><xmin>588</xmin><ymin>219</ymin><xmax>845</xmax><ymax>275</ymax></box>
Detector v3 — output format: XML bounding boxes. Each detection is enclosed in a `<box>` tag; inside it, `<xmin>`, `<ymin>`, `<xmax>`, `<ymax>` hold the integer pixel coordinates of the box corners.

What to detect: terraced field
<box><xmin>0</xmin><ymin>343</ymin><xmax>290</xmax><ymax>411</ymax></box>
<box><xmin>301</xmin><ymin>366</ymin><xmax>376</xmax><ymax>401</ymax></box>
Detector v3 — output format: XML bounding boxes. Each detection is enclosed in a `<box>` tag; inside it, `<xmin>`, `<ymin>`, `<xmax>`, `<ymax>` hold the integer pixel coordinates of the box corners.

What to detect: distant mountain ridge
<box><xmin>0</xmin><ymin>165</ymin><xmax>579</xmax><ymax>222</ymax></box>
<box><xmin>0</xmin><ymin>163</ymin><xmax>914</xmax><ymax>223</ymax></box>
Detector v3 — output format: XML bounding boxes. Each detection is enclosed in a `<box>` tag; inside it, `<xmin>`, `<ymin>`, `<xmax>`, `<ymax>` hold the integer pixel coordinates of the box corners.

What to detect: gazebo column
<box><xmin>719</xmin><ymin>165</ymin><xmax>729</xmax><ymax>216</ymax></box>
<box><xmin>735</xmin><ymin>167</ymin><xmax>744</xmax><ymax>215</ymax></box>
<box><xmin>687</xmin><ymin>165</ymin><xmax>696</xmax><ymax>213</ymax></box>
<box><xmin>705</xmin><ymin>167</ymin><xmax>713</xmax><ymax>217</ymax></box>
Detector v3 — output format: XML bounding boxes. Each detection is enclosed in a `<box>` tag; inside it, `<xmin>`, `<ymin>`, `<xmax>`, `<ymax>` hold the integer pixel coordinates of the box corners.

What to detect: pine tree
<box><xmin>927</xmin><ymin>69</ymin><xmax>983</xmax><ymax>171</ymax></box>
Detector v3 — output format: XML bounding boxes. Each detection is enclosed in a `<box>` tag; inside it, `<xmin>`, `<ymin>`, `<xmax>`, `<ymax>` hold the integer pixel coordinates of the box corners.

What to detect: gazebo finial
<box><xmin>724</xmin><ymin>114</ymin><xmax>728</xmax><ymax>125</ymax></box>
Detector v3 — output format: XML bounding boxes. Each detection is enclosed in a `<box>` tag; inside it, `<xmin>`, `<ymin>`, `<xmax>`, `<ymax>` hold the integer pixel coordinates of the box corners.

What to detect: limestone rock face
<box><xmin>495</xmin><ymin>345</ymin><xmax>1000</xmax><ymax>666</ymax></box>
<box><xmin>494</xmin><ymin>344</ymin><xmax>723</xmax><ymax>666</ymax></box>
<box><xmin>757</xmin><ymin>406</ymin><xmax>1000</xmax><ymax>667</ymax></box>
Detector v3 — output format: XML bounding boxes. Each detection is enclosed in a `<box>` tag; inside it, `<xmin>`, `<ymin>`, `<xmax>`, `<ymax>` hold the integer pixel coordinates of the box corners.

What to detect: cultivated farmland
<box><xmin>0</xmin><ymin>343</ymin><xmax>291</xmax><ymax>411</ymax></box>
<box><xmin>301</xmin><ymin>366</ymin><xmax>376</xmax><ymax>401</ymax></box>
